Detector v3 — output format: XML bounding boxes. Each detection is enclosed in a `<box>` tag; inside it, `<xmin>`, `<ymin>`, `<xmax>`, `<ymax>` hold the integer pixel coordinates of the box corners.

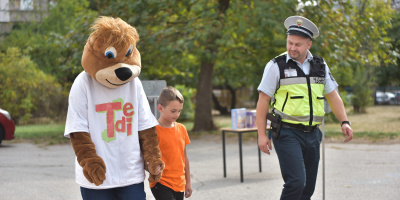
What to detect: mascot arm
<box><xmin>70</xmin><ymin>132</ymin><xmax>106</xmax><ymax>186</ymax></box>
<box><xmin>139</xmin><ymin>127</ymin><xmax>165</xmax><ymax>182</ymax></box>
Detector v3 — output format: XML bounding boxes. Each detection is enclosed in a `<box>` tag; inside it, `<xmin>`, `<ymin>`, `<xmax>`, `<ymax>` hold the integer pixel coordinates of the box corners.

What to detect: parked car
<box><xmin>375</xmin><ymin>91</ymin><xmax>395</xmax><ymax>105</ymax></box>
<box><xmin>391</xmin><ymin>91</ymin><xmax>400</xmax><ymax>105</ymax></box>
<box><xmin>0</xmin><ymin>108</ymin><xmax>15</xmax><ymax>145</ymax></box>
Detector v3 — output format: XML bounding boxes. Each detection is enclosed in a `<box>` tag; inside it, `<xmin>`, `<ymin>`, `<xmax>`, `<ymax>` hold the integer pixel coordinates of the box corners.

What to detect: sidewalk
<box><xmin>145</xmin><ymin>135</ymin><xmax>400</xmax><ymax>200</ymax></box>
<box><xmin>1</xmin><ymin>135</ymin><xmax>399</xmax><ymax>200</ymax></box>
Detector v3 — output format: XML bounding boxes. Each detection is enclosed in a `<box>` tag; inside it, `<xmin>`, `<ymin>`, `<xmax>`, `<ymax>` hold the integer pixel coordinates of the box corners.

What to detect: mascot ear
<box><xmin>81</xmin><ymin>41</ymin><xmax>97</xmax><ymax>80</ymax></box>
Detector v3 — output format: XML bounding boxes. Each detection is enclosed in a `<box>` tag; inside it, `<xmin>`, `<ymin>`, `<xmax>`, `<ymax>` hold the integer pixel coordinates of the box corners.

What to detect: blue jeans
<box><xmin>80</xmin><ymin>182</ymin><xmax>146</xmax><ymax>200</ymax></box>
<box><xmin>272</xmin><ymin>126</ymin><xmax>322</xmax><ymax>200</ymax></box>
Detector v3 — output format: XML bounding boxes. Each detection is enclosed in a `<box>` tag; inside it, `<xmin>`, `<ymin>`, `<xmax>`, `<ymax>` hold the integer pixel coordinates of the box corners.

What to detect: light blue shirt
<box><xmin>257</xmin><ymin>51</ymin><xmax>338</xmax><ymax>98</ymax></box>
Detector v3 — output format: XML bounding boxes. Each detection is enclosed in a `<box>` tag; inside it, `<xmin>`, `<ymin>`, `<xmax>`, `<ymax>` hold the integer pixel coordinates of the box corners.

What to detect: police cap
<box><xmin>284</xmin><ymin>16</ymin><xmax>319</xmax><ymax>39</ymax></box>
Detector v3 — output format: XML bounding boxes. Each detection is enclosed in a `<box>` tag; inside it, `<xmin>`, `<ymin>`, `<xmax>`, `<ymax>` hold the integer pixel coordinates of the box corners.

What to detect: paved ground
<box><xmin>1</xmin><ymin>136</ymin><xmax>399</xmax><ymax>200</ymax></box>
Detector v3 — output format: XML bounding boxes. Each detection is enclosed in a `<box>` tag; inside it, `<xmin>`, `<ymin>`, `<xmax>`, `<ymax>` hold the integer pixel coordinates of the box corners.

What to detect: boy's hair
<box><xmin>157</xmin><ymin>86</ymin><xmax>184</xmax><ymax>107</ymax></box>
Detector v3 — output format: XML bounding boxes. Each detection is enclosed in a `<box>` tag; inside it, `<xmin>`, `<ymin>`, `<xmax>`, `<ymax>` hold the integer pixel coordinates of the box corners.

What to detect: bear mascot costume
<box><xmin>64</xmin><ymin>16</ymin><xmax>164</xmax><ymax>199</ymax></box>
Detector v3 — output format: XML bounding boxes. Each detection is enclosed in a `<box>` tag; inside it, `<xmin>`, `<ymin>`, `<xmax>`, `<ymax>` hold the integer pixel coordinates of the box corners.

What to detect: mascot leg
<box><xmin>139</xmin><ymin>127</ymin><xmax>165</xmax><ymax>182</ymax></box>
<box><xmin>70</xmin><ymin>132</ymin><xmax>106</xmax><ymax>186</ymax></box>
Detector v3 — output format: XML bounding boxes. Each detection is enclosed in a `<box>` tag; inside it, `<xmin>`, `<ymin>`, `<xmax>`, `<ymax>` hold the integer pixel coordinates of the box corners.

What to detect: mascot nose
<box><xmin>115</xmin><ymin>67</ymin><xmax>133</xmax><ymax>81</ymax></box>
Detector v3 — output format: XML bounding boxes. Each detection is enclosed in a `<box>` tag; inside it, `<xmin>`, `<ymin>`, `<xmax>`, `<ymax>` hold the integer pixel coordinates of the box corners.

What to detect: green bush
<box><xmin>0</xmin><ymin>47</ymin><xmax>67</xmax><ymax>124</ymax></box>
<box><xmin>175</xmin><ymin>85</ymin><xmax>196</xmax><ymax>121</ymax></box>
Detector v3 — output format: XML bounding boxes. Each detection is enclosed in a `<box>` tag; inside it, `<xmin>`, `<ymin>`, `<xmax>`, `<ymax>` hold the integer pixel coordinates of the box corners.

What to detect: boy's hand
<box><xmin>185</xmin><ymin>183</ymin><xmax>192</xmax><ymax>198</ymax></box>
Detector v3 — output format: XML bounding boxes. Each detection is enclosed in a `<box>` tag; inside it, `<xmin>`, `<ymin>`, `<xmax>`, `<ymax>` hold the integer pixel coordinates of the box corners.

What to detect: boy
<box><xmin>149</xmin><ymin>86</ymin><xmax>192</xmax><ymax>200</ymax></box>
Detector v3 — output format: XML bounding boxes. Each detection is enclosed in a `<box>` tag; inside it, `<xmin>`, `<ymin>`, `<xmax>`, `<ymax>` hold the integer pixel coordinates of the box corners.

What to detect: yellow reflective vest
<box><xmin>272</xmin><ymin>54</ymin><xmax>326</xmax><ymax>126</ymax></box>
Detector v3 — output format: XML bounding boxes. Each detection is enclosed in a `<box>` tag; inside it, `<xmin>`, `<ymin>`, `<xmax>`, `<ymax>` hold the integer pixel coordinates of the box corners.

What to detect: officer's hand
<box><xmin>258</xmin><ymin>133</ymin><xmax>272</xmax><ymax>155</ymax></box>
<box><xmin>341</xmin><ymin>124</ymin><xmax>353</xmax><ymax>143</ymax></box>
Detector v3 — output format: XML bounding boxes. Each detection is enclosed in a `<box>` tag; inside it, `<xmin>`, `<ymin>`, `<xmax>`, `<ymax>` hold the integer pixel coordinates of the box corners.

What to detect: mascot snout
<box><xmin>95</xmin><ymin>63</ymin><xmax>141</xmax><ymax>88</ymax></box>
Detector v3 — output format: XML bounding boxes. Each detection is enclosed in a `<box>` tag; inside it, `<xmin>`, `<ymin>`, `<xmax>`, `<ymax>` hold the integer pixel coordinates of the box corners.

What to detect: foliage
<box><xmin>175</xmin><ymin>85</ymin><xmax>196</xmax><ymax>121</ymax></box>
<box><xmin>299</xmin><ymin>0</ymin><xmax>396</xmax><ymax>113</ymax></box>
<box><xmin>0</xmin><ymin>0</ymin><xmax>98</xmax><ymax>123</ymax></box>
<box><xmin>375</xmin><ymin>11</ymin><xmax>400</xmax><ymax>86</ymax></box>
<box><xmin>1</xmin><ymin>0</ymin><xmax>398</xmax><ymax>127</ymax></box>
<box><xmin>87</xmin><ymin>0</ymin><xmax>296</xmax><ymax>131</ymax></box>
<box><xmin>0</xmin><ymin>48</ymin><xmax>66</xmax><ymax>124</ymax></box>
<box><xmin>0</xmin><ymin>0</ymin><xmax>97</xmax><ymax>84</ymax></box>
<box><xmin>213</xmin><ymin>1</ymin><xmax>292</xmax><ymax>89</ymax></box>
<box><xmin>351</xmin><ymin>66</ymin><xmax>374</xmax><ymax>112</ymax></box>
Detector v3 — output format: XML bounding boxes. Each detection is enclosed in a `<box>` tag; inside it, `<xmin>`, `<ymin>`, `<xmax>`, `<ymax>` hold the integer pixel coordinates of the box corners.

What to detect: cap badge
<box><xmin>296</xmin><ymin>19</ymin><xmax>303</xmax><ymax>26</ymax></box>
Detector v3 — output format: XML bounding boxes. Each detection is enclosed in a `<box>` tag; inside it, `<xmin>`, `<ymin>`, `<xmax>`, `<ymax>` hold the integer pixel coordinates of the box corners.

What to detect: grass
<box><xmin>14</xmin><ymin>124</ymin><xmax>67</xmax><ymax>145</ymax></box>
<box><xmin>13</xmin><ymin>105</ymin><xmax>400</xmax><ymax>145</ymax></box>
<box><xmin>324</xmin><ymin>105</ymin><xmax>400</xmax><ymax>142</ymax></box>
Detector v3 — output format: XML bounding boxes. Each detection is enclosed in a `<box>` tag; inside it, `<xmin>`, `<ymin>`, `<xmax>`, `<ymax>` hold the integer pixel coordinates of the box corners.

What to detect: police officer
<box><xmin>256</xmin><ymin>16</ymin><xmax>353</xmax><ymax>200</ymax></box>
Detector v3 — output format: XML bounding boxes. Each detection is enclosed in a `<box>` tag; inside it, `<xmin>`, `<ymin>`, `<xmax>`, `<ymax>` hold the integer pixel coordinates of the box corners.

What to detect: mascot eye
<box><xmin>104</xmin><ymin>47</ymin><xmax>117</xmax><ymax>59</ymax></box>
<box><xmin>125</xmin><ymin>45</ymin><xmax>134</xmax><ymax>57</ymax></box>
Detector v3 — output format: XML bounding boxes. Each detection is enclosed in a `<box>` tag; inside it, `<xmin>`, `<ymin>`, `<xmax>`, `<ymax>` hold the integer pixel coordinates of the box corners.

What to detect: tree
<box><xmin>0</xmin><ymin>0</ymin><xmax>98</xmax><ymax>122</ymax></box>
<box><xmin>299</xmin><ymin>0</ymin><xmax>396</xmax><ymax>113</ymax></box>
<box><xmin>376</xmin><ymin>11</ymin><xmax>400</xmax><ymax>86</ymax></box>
<box><xmin>0</xmin><ymin>0</ymin><xmax>98</xmax><ymax>84</ymax></box>
<box><xmin>0</xmin><ymin>48</ymin><xmax>65</xmax><ymax>123</ymax></box>
<box><xmin>211</xmin><ymin>1</ymin><xmax>293</xmax><ymax>113</ymax></box>
<box><xmin>87</xmin><ymin>0</ymin><xmax>294</xmax><ymax>131</ymax></box>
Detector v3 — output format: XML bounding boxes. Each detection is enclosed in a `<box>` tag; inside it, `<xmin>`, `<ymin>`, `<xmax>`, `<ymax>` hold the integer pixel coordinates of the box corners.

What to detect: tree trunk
<box><xmin>193</xmin><ymin>61</ymin><xmax>217</xmax><ymax>131</ymax></box>
<box><xmin>227</xmin><ymin>85</ymin><xmax>236</xmax><ymax>110</ymax></box>
<box><xmin>192</xmin><ymin>0</ymin><xmax>229</xmax><ymax>132</ymax></box>
<box><xmin>212</xmin><ymin>91</ymin><xmax>229</xmax><ymax>115</ymax></box>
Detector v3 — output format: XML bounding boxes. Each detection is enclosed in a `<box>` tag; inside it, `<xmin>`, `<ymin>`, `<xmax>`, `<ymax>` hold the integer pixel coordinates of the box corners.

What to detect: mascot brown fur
<box><xmin>68</xmin><ymin>16</ymin><xmax>164</xmax><ymax>186</ymax></box>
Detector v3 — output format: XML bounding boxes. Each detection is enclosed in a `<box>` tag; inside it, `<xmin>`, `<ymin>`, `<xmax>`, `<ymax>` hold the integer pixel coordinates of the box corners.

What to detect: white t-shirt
<box><xmin>64</xmin><ymin>72</ymin><xmax>158</xmax><ymax>189</ymax></box>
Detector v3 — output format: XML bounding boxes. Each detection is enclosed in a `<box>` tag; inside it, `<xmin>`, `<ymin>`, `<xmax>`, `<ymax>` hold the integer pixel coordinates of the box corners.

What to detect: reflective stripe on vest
<box><xmin>272</xmin><ymin>54</ymin><xmax>326</xmax><ymax>126</ymax></box>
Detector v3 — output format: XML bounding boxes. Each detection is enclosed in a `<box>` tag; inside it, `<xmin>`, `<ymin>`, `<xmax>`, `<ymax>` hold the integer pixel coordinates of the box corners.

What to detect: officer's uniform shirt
<box><xmin>257</xmin><ymin>50</ymin><xmax>338</xmax><ymax>98</ymax></box>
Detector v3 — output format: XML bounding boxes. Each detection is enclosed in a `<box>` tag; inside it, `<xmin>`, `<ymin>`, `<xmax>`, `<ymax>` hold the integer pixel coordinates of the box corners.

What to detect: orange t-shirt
<box><xmin>149</xmin><ymin>122</ymin><xmax>190</xmax><ymax>192</ymax></box>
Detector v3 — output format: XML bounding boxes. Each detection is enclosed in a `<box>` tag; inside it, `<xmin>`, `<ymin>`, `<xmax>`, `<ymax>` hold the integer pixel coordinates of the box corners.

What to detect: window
<box><xmin>20</xmin><ymin>0</ymin><xmax>33</xmax><ymax>10</ymax></box>
<box><xmin>0</xmin><ymin>0</ymin><xmax>10</xmax><ymax>22</ymax></box>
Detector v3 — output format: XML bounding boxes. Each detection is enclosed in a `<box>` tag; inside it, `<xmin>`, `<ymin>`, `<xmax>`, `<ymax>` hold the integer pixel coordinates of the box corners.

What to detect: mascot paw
<box><xmin>148</xmin><ymin>174</ymin><xmax>155</xmax><ymax>182</ymax></box>
<box><xmin>82</xmin><ymin>157</ymin><xmax>107</xmax><ymax>186</ymax></box>
<box><xmin>149</xmin><ymin>160</ymin><xmax>165</xmax><ymax>175</ymax></box>
<box><xmin>149</xmin><ymin>172</ymin><xmax>163</xmax><ymax>182</ymax></box>
<box><xmin>148</xmin><ymin>159</ymin><xmax>165</xmax><ymax>182</ymax></box>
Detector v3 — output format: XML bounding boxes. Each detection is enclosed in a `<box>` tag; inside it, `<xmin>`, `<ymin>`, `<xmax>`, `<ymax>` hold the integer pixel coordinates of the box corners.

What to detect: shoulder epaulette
<box><xmin>273</xmin><ymin>54</ymin><xmax>287</xmax><ymax>63</ymax></box>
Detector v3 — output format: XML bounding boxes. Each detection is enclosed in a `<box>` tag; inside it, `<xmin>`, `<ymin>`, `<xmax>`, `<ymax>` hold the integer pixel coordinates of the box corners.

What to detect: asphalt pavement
<box><xmin>1</xmin><ymin>135</ymin><xmax>399</xmax><ymax>200</ymax></box>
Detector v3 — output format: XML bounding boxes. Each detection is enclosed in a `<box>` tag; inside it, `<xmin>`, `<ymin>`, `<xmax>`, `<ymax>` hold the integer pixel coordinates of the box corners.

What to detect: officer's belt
<box><xmin>282</xmin><ymin>122</ymin><xmax>319</xmax><ymax>132</ymax></box>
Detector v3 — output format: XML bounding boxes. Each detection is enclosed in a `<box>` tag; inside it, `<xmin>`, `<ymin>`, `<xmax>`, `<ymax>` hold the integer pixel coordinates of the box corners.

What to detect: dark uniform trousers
<box><xmin>271</xmin><ymin>126</ymin><xmax>322</xmax><ymax>200</ymax></box>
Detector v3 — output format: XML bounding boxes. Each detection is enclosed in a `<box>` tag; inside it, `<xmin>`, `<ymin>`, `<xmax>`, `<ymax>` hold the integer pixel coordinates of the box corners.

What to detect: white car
<box><xmin>375</xmin><ymin>92</ymin><xmax>395</xmax><ymax>105</ymax></box>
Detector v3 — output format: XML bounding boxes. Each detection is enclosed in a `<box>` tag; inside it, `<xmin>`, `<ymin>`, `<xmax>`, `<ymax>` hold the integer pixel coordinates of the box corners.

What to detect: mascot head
<box><xmin>82</xmin><ymin>16</ymin><xmax>141</xmax><ymax>88</ymax></box>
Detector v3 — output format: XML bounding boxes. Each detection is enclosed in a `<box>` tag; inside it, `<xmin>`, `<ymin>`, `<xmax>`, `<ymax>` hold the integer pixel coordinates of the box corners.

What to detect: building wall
<box><xmin>0</xmin><ymin>0</ymin><xmax>49</xmax><ymax>34</ymax></box>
